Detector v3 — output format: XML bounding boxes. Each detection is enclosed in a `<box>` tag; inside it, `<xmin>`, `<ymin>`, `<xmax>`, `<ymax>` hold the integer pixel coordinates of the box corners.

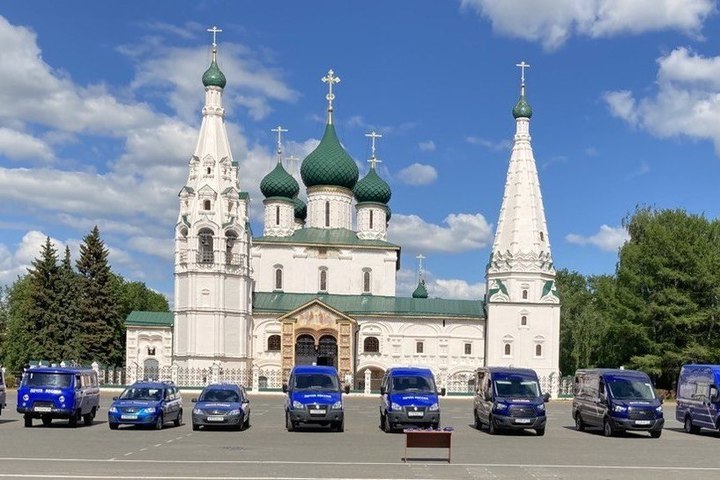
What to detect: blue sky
<box><xmin>1</xmin><ymin>0</ymin><xmax>719</xmax><ymax>301</ymax></box>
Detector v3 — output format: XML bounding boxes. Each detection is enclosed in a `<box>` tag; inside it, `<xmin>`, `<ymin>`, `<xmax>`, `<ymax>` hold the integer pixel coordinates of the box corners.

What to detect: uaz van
<box><xmin>283</xmin><ymin>366</ymin><xmax>349</xmax><ymax>432</ymax></box>
<box><xmin>17</xmin><ymin>367</ymin><xmax>100</xmax><ymax>427</ymax></box>
<box><xmin>572</xmin><ymin>368</ymin><xmax>663</xmax><ymax>438</ymax></box>
<box><xmin>473</xmin><ymin>367</ymin><xmax>549</xmax><ymax>436</ymax></box>
<box><xmin>676</xmin><ymin>364</ymin><xmax>720</xmax><ymax>434</ymax></box>
<box><xmin>379</xmin><ymin>367</ymin><xmax>445</xmax><ymax>433</ymax></box>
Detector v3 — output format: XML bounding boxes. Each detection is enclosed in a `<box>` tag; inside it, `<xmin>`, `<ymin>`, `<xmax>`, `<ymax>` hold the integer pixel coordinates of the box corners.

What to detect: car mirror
<box><xmin>440</xmin><ymin>387</ymin><xmax>447</xmax><ymax>397</ymax></box>
<box><xmin>242</xmin><ymin>399</ymin><xmax>250</xmax><ymax>404</ymax></box>
<box><xmin>112</xmin><ymin>396</ymin><xmax>118</xmax><ymax>401</ymax></box>
<box><xmin>380</xmin><ymin>386</ymin><xmax>386</xmax><ymax>396</ymax></box>
<box><xmin>543</xmin><ymin>392</ymin><xmax>551</xmax><ymax>403</ymax></box>
<box><xmin>282</xmin><ymin>384</ymin><xmax>288</xmax><ymax>393</ymax></box>
<box><xmin>344</xmin><ymin>385</ymin><xmax>350</xmax><ymax>394</ymax></box>
<box><xmin>484</xmin><ymin>391</ymin><xmax>493</xmax><ymax>402</ymax></box>
<box><xmin>599</xmin><ymin>393</ymin><xmax>607</xmax><ymax>404</ymax></box>
<box><xmin>191</xmin><ymin>398</ymin><xmax>197</xmax><ymax>403</ymax></box>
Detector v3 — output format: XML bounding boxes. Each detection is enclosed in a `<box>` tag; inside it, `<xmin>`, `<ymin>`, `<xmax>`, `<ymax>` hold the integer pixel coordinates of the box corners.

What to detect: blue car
<box><xmin>283</xmin><ymin>366</ymin><xmax>349</xmax><ymax>432</ymax></box>
<box><xmin>108</xmin><ymin>381</ymin><xmax>183</xmax><ymax>430</ymax></box>
<box><xmin>379</xmin><ymin>367</ymin><xmax>445</xmax><ymax>433</ymax></box>
<box><xmin>17</xmin><ymin>367</ymin><xmax>100</xmax><ymax>427</ymax></box>
<box><xmin>192</xmin><ymin>383</ymin><xmax>250</xmax><ymax>431</ymax></box>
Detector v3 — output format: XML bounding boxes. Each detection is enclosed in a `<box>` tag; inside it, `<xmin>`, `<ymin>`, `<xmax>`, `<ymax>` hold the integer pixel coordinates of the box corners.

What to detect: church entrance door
<box><xmin>316</xmin><ymin>335</ymin><xmax>338</xmax><ymax>368</ymax></box>
<box><xmin>295</xmin><ymin>334</ymin><xmax>316</xmax><ymax>366</ymax></box>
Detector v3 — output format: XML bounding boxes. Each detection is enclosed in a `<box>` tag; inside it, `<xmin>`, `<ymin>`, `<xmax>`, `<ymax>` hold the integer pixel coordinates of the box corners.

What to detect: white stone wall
<box><xmin>263</xmin><ymin>199</ymin><xmax>295</xmax><ymax>237</ymax></box>
<box><xmin>356</xmin><ymin>204</ymin><xmax>388</xmax><ymax>240</ymax></box>
<box><xmin>305</xmin><ymin>186</ymin><xmax>353</xmax><ymax>229</ymax></box>
<box><xmin>252</xmin><ymin>244</ymin><xmax>397</xmax><ymax>296</ymax></box>
<box><xmin>125</xmin><ymin>326</ymin><xmax>173</xmax><ymax>383</ymax></box>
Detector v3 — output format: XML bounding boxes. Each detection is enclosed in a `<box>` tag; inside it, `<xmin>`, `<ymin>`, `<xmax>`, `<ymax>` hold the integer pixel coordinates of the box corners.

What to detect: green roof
<box><xmin>354</xmin><ymin>166</ymin><xmax>391</xmax><ymax>204</ymax></box>
<box><xmin>293</xmin><ymin>196</ymin><xmax>307</xmax><ymax>220</ymax></box>
<box><xmin>126</xmin><ymin>311</ymin><xmax>173</xmax><ymax>327</ymax></box>
<box><xmin>412</xmin><ymin>279</ymin><xmax>429</xmax><ymax>299</ymax></box>
<box><xmin>260</xmin><ymin>162</ymin><xmax>300</xmax><ymax>199</ymax></box>
<box><xmin>202</xmin><ymin>52</ymin><xmax>226</xmax><ymax>88</ymax></box>
<box><xmin>513</xmin><ymin>94</ymin><xmax>532</xmax><ymax>119</ymax></box>
<box><xmin>254</xmin><ymin>228</ymin><xmax>399</xmax><ymax>250</ymax></box>
<box><xmin>239</xmin><ymin>191</ymin><xmax>249</xmax><ymax>200</ymax></box>
<box><xmin>253</xmin><ymin>292</ymin><xmax>483</xmax><ymax>318</ymax></box>
<box><xmin>301</xmin><ymin>123</ymin><xmax>359</xmax><ymax>189</ymax></box>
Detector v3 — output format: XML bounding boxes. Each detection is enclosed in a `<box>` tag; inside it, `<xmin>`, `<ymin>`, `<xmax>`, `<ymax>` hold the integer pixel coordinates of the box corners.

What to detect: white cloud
<box><xmin>0</xmin><ymin>230</ymin><xmax>66</xmax><ymax>286</ymax></box>
<box><xmin>418</xmin><ymin>140</ymin><xmax>436</xmax><ymax>151</ymax></box>
<box><xmin>397</xmin><ymin>163</ymin><xmax>438</xmax><ymax>185</ymax></box>
<box><xmin>127</xmin><ymin>236</ymin><xmax>174</xmax><ymax>261</ymax></box>
<box><xmin>0</xmin><ymin>128</ymin><xmax>54</xmax><ymax>162</ymax></box>
<box><xmin>604</xmin><ymin>47</ymin><xmax>720</xmax><ymax>155</ymax></box>
<box><xmin>396</xmin><ymin>268</ymin><xmax>486</xmax><ymax>300</ymax></box>
<box><xmin>566</xmin><ymin>225</ymin><xmax>629</xmax><ymax>252</ymax></box>
<box><xmin>389</xmin><ymin>213</ymin><xmax>493</xmax><ymax>253</ymax></box>
<box><xmin>461</xmin><ymin>0</ymin><xmax>714</xmax><ymax>50</ymax></box>
<box><xmin>466</xmin><ymin>136</ymin><xmax>511</xmax><ymax>151</ymax></box>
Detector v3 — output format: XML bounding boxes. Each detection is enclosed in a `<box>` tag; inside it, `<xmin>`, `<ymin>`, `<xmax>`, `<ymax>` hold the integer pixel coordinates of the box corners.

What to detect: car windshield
<box><xmin>293</xmin><ymin>373</ymin><xmax>339</xmax><ymax>391</ymax></box>
<box><xmin>494</xmin><ymin>378</ymin><xmax>540</xmax><ymax>398</ymax></box>
<box><xmin>391</xmin><ymin>375</ymin><xmax>436</xmax><ymax>393</ymax></box>
<box><xmin>199</xmin><ymin>389</ymin><xmax>240</xmax><ymax>403</ymax></box>
<box><xmin>607</xmin><ymin>378</ymin><xmax>656</xmax><ymax>400</ymax></box>
<box><xmin>23</xmin><ymin>372</ymin><xmax>72</xmax><ymax>388</ymax></box>
<box><xmin>119</xmin><ymin>387</ymin><xmax>164</xmax><ymax>401</ymax></box>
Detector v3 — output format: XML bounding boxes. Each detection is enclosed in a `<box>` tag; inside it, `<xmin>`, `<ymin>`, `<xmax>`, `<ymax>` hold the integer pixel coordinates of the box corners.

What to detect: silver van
<box><xmin>0</xmin><ymin>368</ymin><xmax>6</xmax><ymax>416</ymax></box>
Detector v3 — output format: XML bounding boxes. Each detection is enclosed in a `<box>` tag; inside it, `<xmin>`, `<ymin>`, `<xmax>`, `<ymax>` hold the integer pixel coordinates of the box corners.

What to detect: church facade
<box><xmin>125</xmin><ymin>41</ymin><xmax>560</xmax><ymax>394</ymax></box>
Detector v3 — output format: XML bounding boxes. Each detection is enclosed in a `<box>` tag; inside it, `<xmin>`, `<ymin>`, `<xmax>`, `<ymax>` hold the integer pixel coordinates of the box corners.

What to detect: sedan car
<box><xmin>192</xmin><ymin>383</ymin><xmax>250</xmax><ymax>431</ymax></box>
<box><xmin>108</xmin><ymin>381</ymin><xmax>183</xmax><ymax>430</ymax></box>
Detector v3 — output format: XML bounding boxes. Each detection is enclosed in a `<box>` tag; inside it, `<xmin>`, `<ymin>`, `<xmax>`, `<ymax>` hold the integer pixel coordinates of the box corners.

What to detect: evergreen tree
<box><xmin>0</xmin><ymin>285</ymin><xmax>9</xmax><ymax>363</ymax></box>
<box><xmin>26</xmin><ymin>237</ymin><xmax>63</xmax><ymax>362</ymax></box>
<box><xmin>2</xmin><ymin>276</ymin><xmax>33</xmax><ymax>374</ymax></box>
<box><xmin>56</xmin><ymin>246</ymin><xmax>81</xmax><ymax>361</ymax></box>
<box><xmin>76</xmin><ymin>226</ymin><xmax>123</xmax><ymax>366</ymax></box>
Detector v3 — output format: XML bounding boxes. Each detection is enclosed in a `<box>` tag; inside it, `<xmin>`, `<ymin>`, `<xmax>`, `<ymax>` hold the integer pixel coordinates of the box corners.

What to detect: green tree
<box><xmin>76</xmin><ymin>226</ymin><xmax>123</xmax><ymax>366</ymax></box>
<box><xmin>112</xmin><ymin>275</ymin><xmax>169</xmax><ymax>320</ymax></box>
<box><xmin>3</xmin><ymin>275</ymin><xmax>34</xmax><ymax>373</ymax></box>
<box><xmin>56</xmin><ymin>246</ymin><xmax>81</xmax><ymax>361</ymax></box>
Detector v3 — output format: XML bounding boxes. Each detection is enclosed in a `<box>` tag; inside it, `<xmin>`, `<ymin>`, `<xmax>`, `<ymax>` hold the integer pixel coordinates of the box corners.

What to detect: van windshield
<box><xmin>119</xmin><ymin>387</ymin><xmax>164</xmax><ymax>401</ymax></box>
<box><xmin>293</xmin><ymin>373</ymin><xmax>339</xmax><ymax>391</ymax></box>
<box><xmin>23</xmin><ymin>372</ymin><xmax>72</xmax><ymax>388</ymax></box>
<box><xmin>494</xmin><ymin>378</ymin><xmax>540</xmax><ymax>398</ymax></box>
<box><xmin>607</xmin><ymin>379</ymin><xmax>656</xmax><ymax>400</ymax></box>
<box><xmin>392</xmin><ymin>375</ymin><xmax>436</xmax><ymax>393</ymax></box>
<box><xmin>199</xmin><ymin>389</ymin><xmax>240</xmax><ymax>403</ymax></box>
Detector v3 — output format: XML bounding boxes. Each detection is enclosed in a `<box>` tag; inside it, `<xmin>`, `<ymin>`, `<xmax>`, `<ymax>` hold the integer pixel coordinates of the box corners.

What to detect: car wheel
<box><xmin>192</xmin><ymin>423</ymin><xmax>199</xmax><ymax>431</ymax></box>
<box><xmin>574</xmin><ymin>412</ymin><xmax>585</xmax><ymax>432</ymax></box>
<box><xmin>335</xmin><ymin>419</ymin><xmax>344</xmax><ymax>433</ymax></box>
<box><xmin>474</xmin><ymin>410</ymin><xmax>482</xmax><ymax>430</ymax></box>
<box><xmin>69</xmin><ymin>410</ymin><xmax>79</xmax><ymax>428</ymax></box>
<box><xmin>174</xmin><ymin>409</ymin><xmax>183</xmax><ymax>427</ymax></box>
<box><xmin>243</xmin><ymin>414</ymin><xmax>250</xmax><ymax>430</ymax></box>
<box><xmin>488</xmin><ymin>414</ymin><xmax>497</xmax><ymax>435</ymax></box>
<box><xmin>383</xmin><ymin>413</ymin><xmax>393</xmax><ymax>433</ymax></box>
<box><xmin>286</xmin><ymin>411</ymin><xmax>294</xmax><ymax>432</ymax></box>
<box><xmin>536</xmin><ymin>428</ymin><xmax>545</xmax><ymax>436</ymax></box>
<box><xmin>650</xmin><ymin>429</ymin><xmax>662</xmax><ymax>438</ymax></box>
<box><xmin>41</xmin><ymin>415</ymin><xmax>52</xmax><ymax>426</ymax></box>
<box><xmin>109</xmin><ymin>422</ymin><xmax>119</xmax><ymax>430</ymax></box>
<box><xmin>684</xmin><ymin>416</ymin><xmax>700</xmax><ymax>434</ymax></box>
<box><xmin>603</xmin><ymin>418</ymin><xmax>615</xmax><ymax>437</ymax></box>
<box><xmin>24</xmin><ymin>415</ymin><xmax>32</xmax><ymax>428</ymax></box>
<box><xmin>83</xmin><ymin>408</ymin><xmax>95</xmax><ymax>426</ymax></box>
<box><xmin>155</xmin><ymin>414</ymin><xmax>164</xmax><ymax>430</ymax></box>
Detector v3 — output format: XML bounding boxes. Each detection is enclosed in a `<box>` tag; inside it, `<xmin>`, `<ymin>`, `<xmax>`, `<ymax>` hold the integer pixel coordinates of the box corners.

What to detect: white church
<box><xmin>124</xmin><ymin>37</ymin><xmax>561</xmax><ymax>394</ymax></box>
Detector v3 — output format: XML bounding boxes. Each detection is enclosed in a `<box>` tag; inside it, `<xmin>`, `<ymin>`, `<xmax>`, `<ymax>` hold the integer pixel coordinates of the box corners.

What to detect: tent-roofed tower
<box><xmin>173</xmin><ymin>26</ymin><xmax>252</xmax><ymax>369</ymax></box>
<box><xmin>485</xmin><ymin>62</ymin><xmax>560</xmax><ymax>384</ymax></box>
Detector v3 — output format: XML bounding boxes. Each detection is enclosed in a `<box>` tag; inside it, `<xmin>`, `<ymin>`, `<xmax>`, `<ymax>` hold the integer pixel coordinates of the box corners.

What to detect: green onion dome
<box><xmin>354</xmin><ymin>166</ymin><xmax>391</xmax><ymax>204</ymax></box>
<box><xmin>301</xmin><ymin>123</ymin><xmax>359</xmax><ymax>189</ymax></box>
<box><xmin>512</xmin><ymin>94</ymin><xmax>532</xmax><ymax>119</ymax></box>
<box><xmin>260</xmin><ymin>162</ymin><xmax>299</xmax><ymax>199</ymax></box>
<box><xmin>202</xmin><ymin>53</ymin><xmax>226</xmax><ymax>89</ymax></box>
<box><xmin>412</xmin><ymin>279</ymin><xmax>428</xmax><ymax>299</ymax></box>
<box><xmin>293</xmin><ymin>196</ymin><xmax>307</xmax><ymax>220</ymax></box>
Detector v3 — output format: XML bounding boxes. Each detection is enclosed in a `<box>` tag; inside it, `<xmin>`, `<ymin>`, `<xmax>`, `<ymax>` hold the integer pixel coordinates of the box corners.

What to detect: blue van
<box><xmin>283</xmin><ymin>365</ymin><xmax>348</xmax><ymax>432</ymax></box>
<box><xmin>572</xmin><ymin>368</ymin><xmax>664</xmax><ymax>438</ymax></box>
<box><xmin>676</xmin><ymin>364</ymin><xmax>720</xmax><ymax>434</ymax></box>
<box><xmin>379</xmin><ymin>367</ymin><xmax>445</xmax><ymax>433</ymax></box>
<box><xmin>473</xmin><ymin>367</ymin><xmax>549</xmax><ymax>436</ymax></box>
<box><xmin>17</xmin><ymin>366</ymin><xmax>100</xmax><ymax>427</ymax></box>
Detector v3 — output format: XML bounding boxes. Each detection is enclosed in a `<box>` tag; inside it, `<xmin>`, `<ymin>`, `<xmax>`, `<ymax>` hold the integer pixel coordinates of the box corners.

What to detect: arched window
<box><xmin>275</xmin><ymin>206</ymin><xmax>280</xmax><ymax>225</ymax></box>
<box><xmin>504</xmin><ymin>343</ymin><xmax>511</xmax><ymax>356</ymax></box>
<box><xmin>225</xmin><ymin>231</ymin><xmax>237</xmax><ymax>264</ymax></box>
<box><xmin>204</xmin><ymin>200</ymin><xmax>211</xmax><ymax>210</ymax></box>
<box><xmin>267</xmin><ymin>335</ymin><xmax>281</xmax><ymax>352</ymax></box>
<box><xmin>198</xmin><ymin>228</ymin><xmax>214</xmax><ymax>263</ymax></box>
<box><xmin>319</xmin><ymin>268</ymin><xmax>328</xmax><ymax>292</ymax></box>
<box><xmin>206</xmin><ymin>167</ymin><xmax>211</xmax><ymax>175</ymax></box>
<box><xmin>535</xmin><ymin>344</ymin><xmax>543</xmax><ymax>357</ymax></box>
<box><xmin>522</xmin><ymin>290</ymin><xmax>528</xmax><ymax>299</ymax></box>
<box><xmin>274</xmin><ymin>267</ymin><xmax>283</xmax><ymax>290</ymax></box>
<box><xmin>325</xmin><ymin>201</ymin><xmax>330</xmax><ymax>227</ymax></box>
<box><xmin>539</xmin><ymin>231</ymin><xmax>544</xmax><ymax>241</ymax></box>
<box><xmin>362</xmin><ymin>270</ymin><xmax>371</xmax><ymax>293</ymax></box>
<box><xmin>363</xmin><ymin>336</ymin><xmax>379</xmax><ymax>353</ymax></box>
<box><xmin>521</xmin><ymin>315</ymin><xmax>527</xmax><ymax>326</ymax></box>
<box><xmin>416</xmin><ymin>341</ymin><xmax>424</xmax><ymax>354</ymax></box>
<box><xmin>369</xmin><ymin>210</ymin><xmax>374</xmax><ymax>229</ymax></box>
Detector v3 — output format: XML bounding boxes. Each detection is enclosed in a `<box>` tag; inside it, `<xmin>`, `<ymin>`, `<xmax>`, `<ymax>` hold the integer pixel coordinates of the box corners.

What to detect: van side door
<box><xmin>477</xmin><ymin>373</ymin><xmax>492</xmax><ymax>423</ymax></box>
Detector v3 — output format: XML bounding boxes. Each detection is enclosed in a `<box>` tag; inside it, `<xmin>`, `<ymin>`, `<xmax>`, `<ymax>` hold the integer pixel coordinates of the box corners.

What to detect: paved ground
<box><xmin>1</xmin><ymin>390</ymin><xmax>719</xmax><ymax>479</ymax></box>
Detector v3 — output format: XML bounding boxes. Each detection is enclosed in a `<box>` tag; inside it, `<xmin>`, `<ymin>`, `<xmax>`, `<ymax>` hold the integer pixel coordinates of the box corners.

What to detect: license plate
<box><xmin>635</xmin><ymin>420</ymin><xmax>651</xmax><ymax>425</ymax></box>
<box><xmin>309</xmin><ymin>409</ymin><xmax>326</xmax><ymax>415</ymax></box>
<box><xmin>207</xmin><ymin>416</ymin><xmax>225</xmax><ymax>422</ymax></box>
<box><xmin>515</xmin><ymin>418</ymin><xmax>532</xmax><ymax>424</ymax></box>
<box><xmin>121</xmin><ymin>414</ymin><xmax>138</xmax><ymax>420</ymax></box>
<box><xmin>407</xmin><ymin>411</ymin><xmax>424</xmax><ymax>417</ymax></box>
<box><xmin>34</xmin><ymin>406</ymin><xmax>52</xmax><ymax>412</ymax></box>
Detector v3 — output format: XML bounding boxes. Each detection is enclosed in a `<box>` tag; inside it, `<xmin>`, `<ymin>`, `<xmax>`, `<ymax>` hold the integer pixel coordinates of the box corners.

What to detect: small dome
<box><xmin>412</xmin><ymin>279</ymin><xmax>428</xmax><ymax>299</ymax></box>
<box><xmin>386</xmin><ymin>206</ymin><xmax>392</xmax><ymax>221</ymax></box>
<box><xmin>512</xmin><ymin>94</ymin><xmax>532</xmax><ymax>119</ymax></box>
<box><xmin>202</xmin><ymin>53</ymin><xmax>226</xmax><ymax>89</ymax></box>
<box><xmin>293</xmin><ymin>197</ymin><xmax>307</xmax><ymax>220</ymax></box>
<box><xmin>260</xmin><ymin>162</ymin><xmax>299</xmax><ymax>199</ymax></box>
<box><xmin>354</xmin><ymin>167</ymin><xmax>391</xmax><ymax>204</ymax></box>
<box><xmin>301</xmin><ymin>123</ymin><xmax>359</xmax><ymax>189</ymax></box>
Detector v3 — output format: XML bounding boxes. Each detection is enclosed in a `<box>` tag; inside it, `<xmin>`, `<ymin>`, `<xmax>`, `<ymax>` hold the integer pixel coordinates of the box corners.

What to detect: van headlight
<box><xmin>613</xmin><ymin>405</ymin><xmax>627</xmax><ymax>413</ymax></box>
<box><xmin>494</xmin><ymin>402</ymin><xmax>508</xmax><ymax>412</ymax></box>
<box><xmin>655</xmin><ymin>406</ymin><xmax>663</xmax><ymax>413</ymax></box>
<box><xmin>292</xmin><ymin>400</ymin><xmax>304</xmax><ymax>409</ymax></box>
<box><xmin>428</xmin><ymin>403</ymin><xmax>439</xmax><ymax>411</ymax></box>
<box><xmin>536</xmin><ymin>403</ymin><xmax>545</xmax><ymax>411</ymax></box>
<box><xmin>390</xmin><ymin>402</ymin><xmax>403</xmax><ymax>411</ymax></box>
<box><xmin>59</xmin><ymin>396</ymin><xmax>65</xmax><ymax>403</ymax></box>
<box><xmin>22</xmin><ymin>394</ymin><xmax>29</xmax><ymax>401</ymax></box>
<box><xmin>331</xmin><ymin>401</ymin><xmax>343</xmax><ymax>410</ymax></box>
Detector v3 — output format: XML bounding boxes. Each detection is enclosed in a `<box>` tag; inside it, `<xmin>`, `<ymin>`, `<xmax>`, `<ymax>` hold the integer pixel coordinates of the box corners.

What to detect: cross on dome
<box><xmin>416</xmin><ymin>254</ymin><xmax>426</xmax><ymax>279</ymax></box>
<box><xmin>286</xmin><ymin>154</ymin><xmax>300</xmax><ymax>179</ymax></box>
<box><xmin>516</xmin><ymin>61</ymin><xmax>530</xmax><ymax>95</ymax></box>
<box><xmin>207</xmin><ymin>26</ymin><xmax>222</xmax><ymax>48</ymax></box>
<box><xmin>271</xmin><ymin>125</ymin><xmax>288</xmax><ymax>158</ymax></box>
<box><xmin>322</xmin><ymin>69</ymin><xmax>341</xmax><ymax>124</ymax></box>
<box><xmin>365</xmin><ymin>131</ymin><xmax>383</xmax><ymax>168</ymax></box>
